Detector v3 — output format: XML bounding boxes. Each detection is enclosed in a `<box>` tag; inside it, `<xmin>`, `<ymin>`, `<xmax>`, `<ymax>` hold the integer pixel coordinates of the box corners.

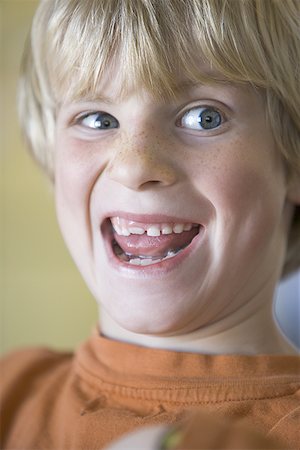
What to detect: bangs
<box><xmin>19</xmin><ymin>0</ymin><xmax>300</xmax><ymax>276</ymax></box>
<box><xmin>36</xmin><ymin>0</ymin><xmax>297</xmax><ymax>104</ymax></box>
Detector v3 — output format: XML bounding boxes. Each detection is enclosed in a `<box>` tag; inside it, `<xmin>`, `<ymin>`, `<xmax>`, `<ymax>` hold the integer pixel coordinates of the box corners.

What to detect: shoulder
<box><xmin>0</xmin><ymin>345</ymin><xmax>72</xmax><ymax>376</ymax></box>
<box><xmin>0</xmin><ymin>347</ymin><xmax>74</xmax><ymax>447</ymax></box>
<box><xmin>0</xmin><ymin>346</ymin><xmax>73</xmax><ymax>404</ymax></box>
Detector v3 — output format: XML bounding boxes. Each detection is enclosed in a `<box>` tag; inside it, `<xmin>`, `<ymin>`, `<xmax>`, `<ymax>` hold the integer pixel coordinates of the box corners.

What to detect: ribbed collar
<box><xmin>74</xmin><ymin>328</ymin><xmax>300</xmax><ymax>403</ymax></box>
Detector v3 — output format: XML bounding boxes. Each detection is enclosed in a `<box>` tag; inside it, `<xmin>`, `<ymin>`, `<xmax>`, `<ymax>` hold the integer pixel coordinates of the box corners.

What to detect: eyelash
<box><xmin>176</xmin><ymin>106</ymin><xmax>225</xmax><ymax>132</ymax></box>
<box><xmin>75</xmin><ymin>112</ymin><xmax>119</xmax><ymax>130</ymax></box>
<box><xmin>74</xmin><ymin>105</ymin><xmax>226</xmax><ymax>133</ymax></box>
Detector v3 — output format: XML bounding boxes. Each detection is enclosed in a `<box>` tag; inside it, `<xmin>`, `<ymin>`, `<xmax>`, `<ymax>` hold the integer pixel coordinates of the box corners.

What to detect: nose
<box><xmin>106</xmin><ymin>132</ymin><xmax>179</xmax><ymax>191</ymax></box>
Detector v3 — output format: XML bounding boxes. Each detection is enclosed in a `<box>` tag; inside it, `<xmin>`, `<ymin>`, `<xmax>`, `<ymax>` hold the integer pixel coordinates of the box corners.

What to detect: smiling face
<box><xmin>54</xmin><ymin>70</ymin><xmax>293</xmax><ymax>336</ymax></box>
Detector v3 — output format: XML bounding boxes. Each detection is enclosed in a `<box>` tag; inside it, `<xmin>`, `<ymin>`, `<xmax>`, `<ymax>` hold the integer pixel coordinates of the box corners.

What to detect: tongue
<box><xmin>114</xmin><ymin>227</ymin><xmax>199</xmax><ymax>257</ymax></box>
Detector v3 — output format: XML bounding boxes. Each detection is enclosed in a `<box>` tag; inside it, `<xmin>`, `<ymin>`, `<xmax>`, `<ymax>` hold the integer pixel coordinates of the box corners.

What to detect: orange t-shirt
<box><xmin>1</xmin><ymin>329</ymin><xmax>299</xmax><ymax>449</ymax></box>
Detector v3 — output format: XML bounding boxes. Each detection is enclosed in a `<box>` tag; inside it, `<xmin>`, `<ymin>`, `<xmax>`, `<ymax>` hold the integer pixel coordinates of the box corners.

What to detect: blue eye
<box><xmin>180</xmin><ymin>107</ymin><xmax>222</xmax><ymax>130</ymax></box>
<box><xmin>79</xmin><ymin>112</ymin><xmax>119</xmax><ymax>129</ymax></box>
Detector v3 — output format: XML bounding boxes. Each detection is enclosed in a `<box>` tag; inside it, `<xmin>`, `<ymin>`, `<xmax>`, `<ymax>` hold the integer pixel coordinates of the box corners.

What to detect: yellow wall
<box><xmin>1</xmin><ymin>1</ymin><xmax>97</xmax><ymax>355</ymax></box>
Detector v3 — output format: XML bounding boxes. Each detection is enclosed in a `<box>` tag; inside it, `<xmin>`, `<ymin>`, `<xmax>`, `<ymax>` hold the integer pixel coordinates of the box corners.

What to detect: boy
<box><xmin>1</xmin><ymin>0</ymin><xmax>300</xmax><ymax>449</ymax></box>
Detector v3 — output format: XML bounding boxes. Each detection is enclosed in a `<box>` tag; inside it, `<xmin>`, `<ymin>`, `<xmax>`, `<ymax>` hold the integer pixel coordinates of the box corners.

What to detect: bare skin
<box><xmin>100</xmin><ymin>297</ymin><xmax>298</xmax><ymax>355</ymax></box>
<box><xmin>54</xmin><ymin>64</ymin><xmax>300</xmax><ymax>355</ymax></box>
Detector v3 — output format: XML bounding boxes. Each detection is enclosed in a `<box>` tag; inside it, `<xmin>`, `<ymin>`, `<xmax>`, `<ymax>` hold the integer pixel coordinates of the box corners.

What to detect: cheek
<box><xmin>217</xmin><ymin>167</ymin><xmax>280</xmax><ymax>248</ymax></box>
<box><xmin>219</xmin><ymin>140</ymin><xmax>285</xmax><ymax>225</ymax></box>
<box><xmin>189</xmin><ymin>135</ymin><xmax>286</xmax><ymax>249</ymax></box>
<box><xmin>54</xmin><ymin>137</ymin><xmax>107</xmax><ymax>284</ymax></box>
<box><xmin>55</xmin><ymin>137</ymin><xmax>102</xmax><ymax>211</ymax></box>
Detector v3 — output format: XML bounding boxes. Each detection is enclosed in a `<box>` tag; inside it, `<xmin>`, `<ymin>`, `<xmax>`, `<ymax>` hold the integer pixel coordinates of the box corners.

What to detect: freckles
<box><xmin>185</xmin><ymin>144</ymin><xmax>225</xmax><ymax>180</ymax></box>
<box><xmin>109</xmin><ymin>130</ymin><xmax>176</xmax><ymax>175</ymax></box>
<box><xmin>186</xmin><ymin>135</ymin><xmax>275</xmax><ymax>211</ymax></box>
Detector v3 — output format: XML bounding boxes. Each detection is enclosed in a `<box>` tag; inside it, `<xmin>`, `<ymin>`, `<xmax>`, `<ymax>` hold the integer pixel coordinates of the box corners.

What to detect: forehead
<box><xmin>60</xmin><ymin>57</ymin><xmax>241</xmax><ymax>107</ymax></box>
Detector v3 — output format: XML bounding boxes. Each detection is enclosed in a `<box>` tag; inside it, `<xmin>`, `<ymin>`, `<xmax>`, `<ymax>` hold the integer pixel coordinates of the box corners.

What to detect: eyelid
<box><xmin>177</xmin><ymin>104</ymin><xmax>226</xmax><ymax>122</ymax></box>
<box><xmin>175</xmin><ymin>102</ymin><xmax>230</xmax><ymax>133</ymax></box>
<box><xmin>72</xmin><ymin>110</ymin><xmax>119</xmax><ymax>130</ymax></box>
<box><xmin>66</xmin><ymin>111</ymin><xmax>91</xmax><ymax>127</ymax></box>
<box><xmin>73</xmin><ymin>111</ymin><xmax>102</xmax><ymax>125</ymax></box>
<box><xmin>177</xmin><ymin>97</ymin><xmax>233</xmax><ymax>114</ymax></box>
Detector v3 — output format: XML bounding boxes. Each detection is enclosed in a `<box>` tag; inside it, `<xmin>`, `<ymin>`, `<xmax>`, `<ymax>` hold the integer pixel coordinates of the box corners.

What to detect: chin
<box><xmin>103</xmin><ymin>300</ymin><xmax>199</xmax><ymax>336</ymax></box>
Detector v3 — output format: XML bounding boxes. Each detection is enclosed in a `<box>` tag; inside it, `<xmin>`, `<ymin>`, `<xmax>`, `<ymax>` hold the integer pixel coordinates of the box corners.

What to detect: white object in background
<box><xmin>274</xmin><ymin>270</ymin><xmax>300</xmax><ymax>349</ymax></box>
<box><xmin>102</xmin><ymin>425</ymin><xmax>168</xmax><ymax>450</ymax></box>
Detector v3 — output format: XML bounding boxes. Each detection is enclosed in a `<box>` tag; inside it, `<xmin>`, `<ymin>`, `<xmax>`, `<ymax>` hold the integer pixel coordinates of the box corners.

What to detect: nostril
<box><xmin>139</xmin><ymin>180</ymin><xmax>163</xmax><ymax>190</ymax></box>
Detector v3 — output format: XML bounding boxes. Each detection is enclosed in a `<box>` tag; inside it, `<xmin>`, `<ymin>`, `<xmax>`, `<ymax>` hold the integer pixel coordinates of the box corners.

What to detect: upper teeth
<box><xmin>110</xmin><ymin>217</ymin><xmax>198</xmax><ymax>236</ymax></box>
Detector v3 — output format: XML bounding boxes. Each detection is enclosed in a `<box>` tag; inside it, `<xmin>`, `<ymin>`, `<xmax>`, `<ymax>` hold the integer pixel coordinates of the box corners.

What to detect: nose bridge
<box><xmin>106</xmin><ymin>129</ymin><xmax>178</xmax><ymax>190</ymax></box>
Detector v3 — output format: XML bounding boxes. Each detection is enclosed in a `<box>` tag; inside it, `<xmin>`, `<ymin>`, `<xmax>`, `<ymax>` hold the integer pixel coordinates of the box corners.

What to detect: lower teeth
<box><xmin>128</xmin><ymin>250</ymin><xmax>179</xmax><ymax>266</ymax></box>
<box><xmin>113</xmin><ymin>241</ymin><xmax>184</xmax><ymax>266</ymax></box>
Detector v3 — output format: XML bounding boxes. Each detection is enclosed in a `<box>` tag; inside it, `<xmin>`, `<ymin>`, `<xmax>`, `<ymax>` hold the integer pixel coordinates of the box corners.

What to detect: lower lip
<box><xmin>102</xmin><ymin>221</ymin><xmax>205</xmax><ymax>278</ymax></box>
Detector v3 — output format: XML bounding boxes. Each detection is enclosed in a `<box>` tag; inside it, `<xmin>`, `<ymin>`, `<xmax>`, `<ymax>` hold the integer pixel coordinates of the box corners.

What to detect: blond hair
<box><xmin>18</xmin><ymin>0</ymin><xmax>300</xmax><ymax>277</ymax></box>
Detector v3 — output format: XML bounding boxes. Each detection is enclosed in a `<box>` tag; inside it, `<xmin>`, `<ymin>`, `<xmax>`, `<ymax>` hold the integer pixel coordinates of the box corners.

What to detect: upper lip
<box><xmin>101</xmin><ymin>211</ymin><xmax>201</xmax><ymax>225</ymax></box>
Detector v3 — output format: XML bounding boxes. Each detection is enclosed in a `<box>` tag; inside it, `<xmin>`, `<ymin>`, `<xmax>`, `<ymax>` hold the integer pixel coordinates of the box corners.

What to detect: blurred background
<box><xmin>1</xmin><ymin>0</ymin><xmax>97</xmax><ymax>355</ymax></box>
<box><xmin>0</xmin><ymin>1</ymin><xmax>299</xmax><ymax>355</ymax></box>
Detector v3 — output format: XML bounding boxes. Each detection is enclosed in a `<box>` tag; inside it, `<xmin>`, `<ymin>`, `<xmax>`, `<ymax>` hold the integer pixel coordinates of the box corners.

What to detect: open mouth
<box><xmin>107</xmin><ymin>217</ymin><xmax>201</xmax><ymax>267</ymax></box>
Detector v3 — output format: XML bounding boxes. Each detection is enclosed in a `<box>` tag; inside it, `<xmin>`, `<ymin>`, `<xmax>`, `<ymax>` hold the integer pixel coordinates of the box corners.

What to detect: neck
<box><xmin>99</xmin><ymin>301</ymin><xmax>298</xmax><ymax>355</ymax></box>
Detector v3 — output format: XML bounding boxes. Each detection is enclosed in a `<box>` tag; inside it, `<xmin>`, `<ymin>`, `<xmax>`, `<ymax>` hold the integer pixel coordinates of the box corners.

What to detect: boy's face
<box><xmin>54</xmin><ymin>66</ymin><xmax>292</xmax><ymax>335</ymax></box>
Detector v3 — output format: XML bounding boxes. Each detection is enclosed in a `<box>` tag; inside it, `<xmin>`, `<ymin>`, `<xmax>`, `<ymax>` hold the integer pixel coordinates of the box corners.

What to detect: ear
<box><xmin>286</xmin><ymin>173</ymin><xmax>300</xmax><ymax>205</ymax></box>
